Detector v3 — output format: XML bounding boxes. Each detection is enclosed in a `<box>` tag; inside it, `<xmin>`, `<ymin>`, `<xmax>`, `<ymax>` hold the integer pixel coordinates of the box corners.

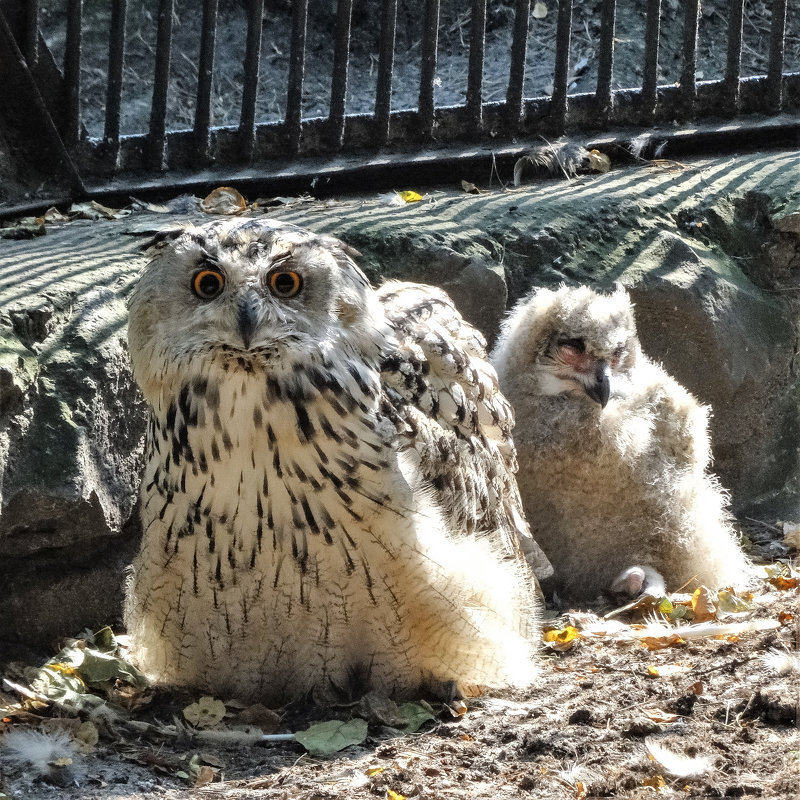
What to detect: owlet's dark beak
<box><xmin>237</xmin><ymin>291</ymin><xmax>261</xmax><ymax>350</ymax></box>
<box><xmin>585</xmin><ymin>362</ymin><xmax>611</xmax><ymax>407</ymax></box>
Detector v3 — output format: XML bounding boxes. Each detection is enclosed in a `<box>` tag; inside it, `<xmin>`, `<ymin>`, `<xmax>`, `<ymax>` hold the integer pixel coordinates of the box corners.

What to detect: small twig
<box><xmin>2</xmin><ymin>677</ymin><xmax>50</xmax><ymax>705</ymax></box>
<box><xmin>744</xmin><ymin>517</ymin><xmax>782</xmax><ymax>534</ymax></box>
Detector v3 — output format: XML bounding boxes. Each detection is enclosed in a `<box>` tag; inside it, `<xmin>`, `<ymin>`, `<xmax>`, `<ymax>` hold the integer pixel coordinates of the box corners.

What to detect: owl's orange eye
<box><xmin>267</xmin><ymin>270</ymin><xmax>303</xmax><ymax>298</ymax></box>
<box><xmin>192</xmin><ymin>269</ymin><xmax>225</xmax><ymax>300</ymax></box>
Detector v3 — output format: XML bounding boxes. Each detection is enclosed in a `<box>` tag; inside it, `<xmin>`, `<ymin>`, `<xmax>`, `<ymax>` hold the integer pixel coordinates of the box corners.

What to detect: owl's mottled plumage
<box><xmin>125</xmin><ymin>218</ymin><xmax>541</xmax><ymax>704</ymax></box>
<box><xmin>492</xmin><ymin>285</ymin><xmax>751</xmax><ymax>602</ymax></box>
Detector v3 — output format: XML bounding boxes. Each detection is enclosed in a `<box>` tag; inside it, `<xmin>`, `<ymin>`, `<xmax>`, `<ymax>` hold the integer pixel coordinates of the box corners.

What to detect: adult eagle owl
<box><xmin>125</xmin><ymin>218</ymin><xmax>542</xmax><ymax>704</ymax></box>
<box><xmin>491</xmin><ymin>285</ymin><xmax>751</xmax><ymax>602</ymax></box>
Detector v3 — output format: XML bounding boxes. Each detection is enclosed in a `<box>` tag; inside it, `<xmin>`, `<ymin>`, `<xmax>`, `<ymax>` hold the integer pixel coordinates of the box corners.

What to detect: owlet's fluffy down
<box><xmin>492</xmin><ymin>285</ymin><xmax>751</xmax><ymax>602</ymax></box>
<box><xmin>125</xmin><ymin>218</ymin><xmax>544</xmax><ymax>705</ymax></box>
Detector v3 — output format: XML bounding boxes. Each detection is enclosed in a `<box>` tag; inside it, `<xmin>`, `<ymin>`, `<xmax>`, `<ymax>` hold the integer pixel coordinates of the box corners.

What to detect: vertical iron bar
<box><xmin>103</xmin><ymin>0</ymin><xmax>127</xmax><ymax>160</ymax></box>
<box><xmin>595</xmin><ymin>0</ymin><xmax>616</xmax><ymax>121</ymax></box>
<box><xmin>465</xmin><ymin>0</ymin><xmax>487</xmax><ymax>135</ymax></box>
<box><xmin>766</xmin><ymin>0</ymin><xmax>787</xmax><ymax>112</ymax></box>
<box><xmin>285</xmin><ymin>0</ymin><xmax>308</xmax><ymax>153</ymax></box>
<box><xmin>723</xmin><ymin>0</ymin><xmax>745</xmax><ymax>113</ymax></box>
<box><xmin>329</xmin><ymin>0</ymin><xmax>354</xmax><ymax>148</ymax></box>
<box><xmin>550</xmin><ymin>0</ymin><xmax>573</xmax><ymax>133</ymax></box>
<box><xmin>505</xmin><ymin>0</ymin><xmax>530</xmax><ymax>132</ymax></box>
<box><xmin>194</xmin><ymin>0</ymin><xmax>219</xmax><ymax>161</ymax></box>
<box><xmin>418</xmin><ymin>0</ymin><xmax>440</xmax><ymax>137</ymax></box>
<box><xmin>374</xmin><ymin>0</ymin><xmax>397</xmax><ymax>145</ymax></box>
<box><xmin>23</xmin><ymin>0</ymin><xmax>39</xmax><ymax>66</ymax></box>
<box><xmin>63</xmin><ymin>0</ymin><xmax>82</xmax><ymax>148</ymax></box>
<box><xmin>0</xmin><ymin>7</ymin><xmax>85</xmax><ymax>194</ymax></box>
<box><xmin>640</xmin><ymin>0</ymin><xmax>661</xmax><ymax>121</ymax></box>
<box><xmin>239</xmin><ymin>0</ymin><xmax>264</xmax><ymax>162</ymax></box>
<box><xmin>679</xmin><ymin>0</ymin><xmax>699</xmax><ymax>110</ymax></box>
<box><xmin>147</xmin><ymin>0</ymin><xmax>174</xmax><ymax>171</ymax></box>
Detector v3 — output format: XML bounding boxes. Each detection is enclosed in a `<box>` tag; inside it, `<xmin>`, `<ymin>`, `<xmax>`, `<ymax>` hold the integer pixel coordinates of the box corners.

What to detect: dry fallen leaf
<box><xmin>770</xmin><ymin>575</ymin><xmax>799</xmax><ymax>591</ymax></box>
<box><xmin>200</xmin><ymin>186</ymin><xmax>247</xmax><ymax>215</ymax></box>
<box><xmin>183</xmin><ymin>697</ymin><xmax>226</xmax><ymax>729</ymax></box>
<box><xmin>36</xmin><ymin>207</ymin><xmax>69</xmax><ymax>224</ymax></box>
<box><xmin>716</xmin><ymin>589</ymin><xmax>753</xmax><ymax>613</ymax></box>
<box><xmin>642</xmin><ymin>708</ymin><xmax>680</xmax><ymax>724</ymax></box>
<box><xmin>236</xmin><ymin>703</ymin><xmax>280</xmax><ymax>733</ymax></box>
<box><xmin>781</xmin><ymin>521</ymin><xmax>800</xmax><ymax>550</ymax></box>
<box><xmin>69</xmin><ymin>200</ymin><xmax>128</xmax><ymax>220</ymax></box>
<box><xmin>587</xmin><ymin>149</ymin><xmax>611</xmax><ymax>173</ymax></box>
<box><xmin>461</xmin><ymin>180</ymin><xmax>481</xmax><ymax>194</ymax></box>
<box><xmin>193</xmin><ymin>764</ymin><xmax>216</xmax><ymax>788</ymax></box>
<box><xmin>640</xmin><ymin>634</ymin><xmax>686</xmax><ymax>650</ymax></box>
<box><xmin>646</xmin><ymin>663</ymin><xmax>692</xmax><ymax>678</ymax></box>
<box><xmin>691</xmin><ymin>586</ymin><xmax>717</xmax><ymax>623</ymax></box>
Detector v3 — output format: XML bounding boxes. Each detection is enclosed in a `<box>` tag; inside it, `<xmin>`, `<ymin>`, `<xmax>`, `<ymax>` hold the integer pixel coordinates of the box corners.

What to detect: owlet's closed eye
<box><xmin>192</xmin><ymin>268</ymin><xmax>225</xmax><ymax>300</ymax></box>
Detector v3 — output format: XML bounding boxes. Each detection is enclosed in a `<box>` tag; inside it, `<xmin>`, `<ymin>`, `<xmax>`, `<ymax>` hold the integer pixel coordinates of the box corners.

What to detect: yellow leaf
<box><xmin>366</xmin><ymin>766</ymin><xmax>384</xmax><ymax>777</ymax></box>
<box><xmin>397</xmin><ymin>190</ymin><xmax>422</xmax><ymax>203</ymax></box>
<box><xmin>543</xmin><ymin>626</ymin><xmax>580</xmax><ymax>650</ymax></box>
<box><xmin>387</xmin><ymin>790</ymin><xmax>406</xmax><ymax>800</ymax></box>
<box><xmin>47</xmin><ymin>663</ymin><xmax>79</xmax><ymax>677</ymax></box>
<box><xmin>691</xmin><ymin>586</ymin><xmax>717</xmax><ymax>623</ymax></box>
<box><xmin>642</xmin><ymin>775</ymin><xmax>667</xmax><ymax>789</ymax></box>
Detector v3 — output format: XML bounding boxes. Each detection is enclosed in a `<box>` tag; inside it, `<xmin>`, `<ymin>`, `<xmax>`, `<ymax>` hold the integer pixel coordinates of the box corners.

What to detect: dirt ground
<box><xmin>37</xmin><ymin>0</ymin><xmax>800</xmax><ymax>138</ymax></box>
<box><xmin>1</xmin><ymin>556</ymin><xmax>798</xmax><ymax>800</ymax></box>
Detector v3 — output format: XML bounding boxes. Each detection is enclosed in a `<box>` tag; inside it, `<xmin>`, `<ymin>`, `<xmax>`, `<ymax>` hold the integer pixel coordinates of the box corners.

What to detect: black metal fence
<box><xmin>0</xmin><ymin>0</ymin><xmax>797</xmax><ymax>198</ymax></box>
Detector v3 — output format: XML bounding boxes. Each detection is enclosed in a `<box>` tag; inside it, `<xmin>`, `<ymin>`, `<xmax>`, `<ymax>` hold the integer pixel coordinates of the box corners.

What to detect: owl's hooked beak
<box><xmin>584</xmin><ymin>361</ymin><xmax>611</xmax><ymax>407</ymax></box>
<box><xmin>237</xmin><ymin>291</ymin><xmax>261</xmax><ymax>350</ymax></box>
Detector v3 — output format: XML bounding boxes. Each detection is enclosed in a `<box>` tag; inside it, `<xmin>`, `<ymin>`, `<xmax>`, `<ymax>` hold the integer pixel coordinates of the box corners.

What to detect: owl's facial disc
<box><xmin>539</xmin><ymin>334</ymin><xmax>621</xmax><ymax>407</ymax></box>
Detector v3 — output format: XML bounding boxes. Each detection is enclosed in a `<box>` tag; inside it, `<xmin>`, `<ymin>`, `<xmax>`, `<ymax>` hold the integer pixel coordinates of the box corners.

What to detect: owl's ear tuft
<box><xmin>136</xmin><ymin>223</ymin><xmax>195</xmax><ymax>255</ymax></box>
<box><xmin>321</xmin><ymin>235</ymin><xmax>361</xmax><ymax>262</ymax></box>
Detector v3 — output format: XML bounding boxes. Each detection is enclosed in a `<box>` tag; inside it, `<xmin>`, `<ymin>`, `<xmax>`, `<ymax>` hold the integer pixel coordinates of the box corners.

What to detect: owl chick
<box><xmin>491</xmin><ymin>285</ymin><xmax>751</xmax><ymax>602</ymax></box>
<box><xmin>125</xmin><ymin>218</ymin><xmax>541</xmax><ymax>705</ymax></box>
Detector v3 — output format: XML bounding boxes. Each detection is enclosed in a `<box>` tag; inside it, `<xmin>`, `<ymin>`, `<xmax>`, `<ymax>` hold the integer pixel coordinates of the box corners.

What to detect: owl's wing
<box><xmin>377</xmin><ymin>281</ymin><xmax>553</xmax><ymax>581</ymax></box>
